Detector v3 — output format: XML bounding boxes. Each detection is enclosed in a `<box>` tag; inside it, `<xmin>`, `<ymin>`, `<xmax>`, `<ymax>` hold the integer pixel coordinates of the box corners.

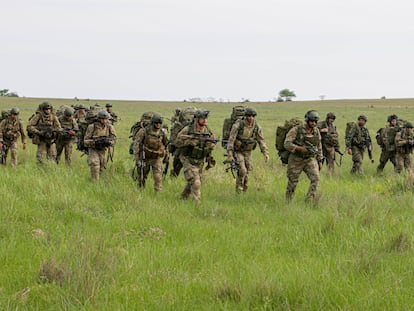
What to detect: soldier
<box><xmin>317</xmin><ymin>112</ymin><xmax>341</xmax><ymax>172</ymax></box>
<box><xmin>105</xmin><ymin>103</ymin><xmax>118</xmax><ymax>124</ymax></box>
<box><xmin>226</xmin><ymin>107</ymin><xmax>269</xmax><ymax>193</ymax></box>
<box><xmin>395</xmin><ymin>121</ymin><xmax>414</xmax><ymax>173</ymax></box>
<box><xmin>83</xmin><ymin>111</ymin><xmax>116</xmax><ymax>180</ymax></box>
<box><xmin>175</xmin><ymin>109</ymin><xmax>217</xmax><ymax>201</ymax></box>
<box><xmin>377</xmin><ymin>114</ymin><xmax>399</xmax><ymax>173</ymax></box>
<box><xmin>345</xmin><ymin>115</ymin><xmax>372</xmax><ymax>174</ymax></box>
<box><xmin>171</xmin><ymin>107</ymin><xmax>181</xmax><ymax>125</ymax></box>
<box><xmin>74</xmin><ymin>104</ymin><xmax>87</xmax><ymax>122</ymax></box>
<box><xmin>284</xmin><ymin>110</ymin><xmax>323</xmax><ymax>203</ymax></box>
<box><xmin>56</xmin><ymin>108</ymin><xmax>79</xmax><ymax>166</ymax></box>
<box><xmin>133</xmin><ymin>113</ymin><xmax>169</xmax><ymax>191</ymax></box>
<box><xmin>0</xmin><ymin>107</ymin><xmax>26</xmax><ymax>167</ymax></box>
<box><xmin>27</xmin><ymin>102</ymin><xmax>61</xmax><ymax>164</ymax></box>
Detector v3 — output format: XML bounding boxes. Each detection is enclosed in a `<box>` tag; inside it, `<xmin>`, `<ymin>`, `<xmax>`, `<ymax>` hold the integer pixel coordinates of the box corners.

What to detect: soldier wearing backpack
<box><xmin>284</xmin><ymin>110</ymin><xmax>323</xmax><ymax>203</ymax></box>
<box><xmin>317</xmin><ymin>112</ymin><xmax>341</xmax><ymax>172</ymax></box>
<box><xmin>56</xmin><ymin>108</ymin><xmax>78</xmax><ymax>166</ymax></box>
<box><xmin>27</xmin><ymin>102</ymin><xmax>62</xmax><ymax>164</ymax></box>
<box><xmin>133</xmin><ymin>113</ymin><xmax>169</xmax><ymax>191</ymax></box>
<box><xmin>226</xmin><ymin>107</ymin><xmax>269</xmax><ymax>193</ymax></box>
<box><xmin>0</xmin><ymin>107</ymin><xmax>26</xmax><ymax>167</ymax></box>
<box><xmin>175</xmin><ymin>109</ymin><xmax>217</xmax><ymax>201</ymax></box>
<box><xmin>345</xmin><ymin>115</ymin><xmax>372</xmax><ymax>174</ymax></box>
<box><xmin>377</xmin><ymin>114</ymin><xmax>399</xmax><ymax>173</ymax></box>
<box><xmin>395</xmin><ymin>121</ymin><xmax>414</xmax><ymax>173</ymax></box>
<box><xmin>84</xmin><ymin>111</ymin><xmax>116</xmax><ymax>180</ymax></box>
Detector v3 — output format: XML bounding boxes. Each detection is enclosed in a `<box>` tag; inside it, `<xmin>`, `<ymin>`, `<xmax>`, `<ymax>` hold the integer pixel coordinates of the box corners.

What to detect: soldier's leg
<box><xmin>286</xmin><ymin>155</ymin><xmax>305</xmax><ymax>202</ymax></box>
<box><xmin>235</xmin><ymin>152</ymin><xmax>247</xmax><ymax>193</ymax></box>
<box><xmin>180</xmin><ymin>157</ymin><xmax>192</xmax><ymax>199</ymax></box>
<box><xmin>395</xmin><ymin>153</ymin><xmax>404</xmax><ymax>173</ymax></box>
<box><xmin>152</xmin><ymin>158</ymin><xmax>164</xmax><ymax>191</ymax></box>
<box><xmin>64</xmin><ymin>141</ymin><xmax>73</xmax><ymax>166</ymax></box>
<box><xmin>190</xmin><ymin>164</ymin><xmax>204</xmax><ymax>201</ymax></box>
<box><xmin>303</xmin><ymin>159</ymin><xmax>320</xmax><ymax>201</ymax></box>
<box><xmin>171</xmin><ymin>155</ymin><xmax>182</xmax><ymax>177</ymax></box>
<box><xmin>10</xmin><ymin>141</ymin><xmax>18</xmax><ymax>167</ymax></box>
<box><xmin>390</xmin><ymin>151</ymin><xmax>397</xmax><ymax>170</ymax></box>
<box><xmin>351</xmin><ymin>147</ymin><xmax>363</xmax><ymax>174</ymax></box>
<box><xmin>404</xmin><ymin>154</ymin><xmax>412</xmax><ymax>171</ymax></box>
<box><xmin>88</xmin><ymin>149</ymin><xmax>100</xmax><ymax>180</ymax></box>
<box><xmin>55</xmin><ymin>140</ymin><xmax>64</xmax><ymax>164</ymax></box>
<box><xmin>98</xmin><ymin>150</ymin><xmax>107</xmax><ymax>173</ymax></box>
<box><xmin>243</xmin><ymin>152</ymin><xmax>253</xmax><ymax>192</ymax></box>
<box><xmin>325</xmin><ymin>146</ymin><xmax>335</xmax><ymax>172</ymax></box>
<box><xmin>37</xmin><ymin>141</ymin><xmax>47</xmax><ymax>164</ymax></box>
<box><xmin>47</xmin><ymin>143</ymin><xmax>57</xmax><ymax>162</ymax></box>
<box><xmin>377</xmin><ymin>150</ymin><xmax>389</xmax><ymax>172</ymax></box>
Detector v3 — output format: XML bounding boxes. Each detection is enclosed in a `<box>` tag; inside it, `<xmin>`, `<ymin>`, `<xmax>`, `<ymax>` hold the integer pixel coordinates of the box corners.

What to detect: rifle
<box><xmin>365</xmin><ymin>139</ymin><xmax>374</xmax><ymax>163</ymax></box>
<box><xmin>304</xmin><ymin>141</ymin><xmax>320</xmax><ymax>158</ymax></box>
<box><xmin>137</xmin><ymin>147</ymin><xmax>145</xmax><ymax>187</ymax></box>
<box><xmin>162</xmin><ymin>154</ymin><xmax>169</xmax><ymax>179</ymax></box>
<box><xmin>93</xmin><ymin>136</ymin><xmax>111</xmax><ymax>150</ymax></box>
<box><xmin>0</xmin><ymin>143</ymin><xmax>8</xmax><ymax>164</ymax></box>
<box><xmin>405</xmin><ymin>138</ymin><xmax>414</xmax><ymax>153</ymax></box>
<box><xmin>60</xmin><ymin>128</ymin><xmax>79</xmax><ymax>140</ymax></box>
<box><xmin>180</xmin><ymin>134</ymin><xmax>219</xmax><ymax>145</ymax></box>
<box><xmin>107</xmin><ymin>146</ymin><xmax>114</xmax><ymax>163</ymax></box>
<box><xmin>335</xmin><ymin>149</ymin><xmax>344</xmax><ymax>166</ymax></box>
<box><xmin>223</xmin><ymin>154</ymin><xmax>239</xmax><ymax>178</ymax></box>
<box><xmin>38</xmin><ymin>125</ymin><xmax>60</xmax><ymax>140</ymax></box>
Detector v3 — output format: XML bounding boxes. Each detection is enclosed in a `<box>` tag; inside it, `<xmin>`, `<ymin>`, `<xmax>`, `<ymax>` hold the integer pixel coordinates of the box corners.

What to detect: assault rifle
<box><xmin>223</xmin><ymin>154</ymin><xmax>239</xmax><ymax>178</ymax></box>
<box><xmin>137</xmin><ymin>147</ymin><xmax>145</xmax><ymax>187</ymax></box>
<box><xmin>305</xmin><ymin>141</ymin><xmax>320</xmax><ymax>157</ymax></box>
<box><xmin>60</xmin><ymin>128</ymin><xmax>79</xmax><ymax>140</ymax></box>
<box><xmin>180</xmin><ymin>133</ymin><xmax>219</xmax><ymax>145</ymax></box>
<box><xmin>93</xmin><ymin>136</ymin><xmax>111</xmax><ymax>150</ymax></box>
<box><xmin>38</xmin><ymin>125</ymin><xmax>60</xmax><ymax>140</ymax></box>
<box><xmin>405</xmin><ymin>138</ymin><xmax>414</xmax><ymax>153</ymax></box>
<box><xmin>365</xmin><ymin>139</ymin><xmax>374</xmax><ymax>163</ymax></box>
<box><xmin>0</xmin><ymin>143</ymin><xmax>8</xmax><ymax>164</ymax></box>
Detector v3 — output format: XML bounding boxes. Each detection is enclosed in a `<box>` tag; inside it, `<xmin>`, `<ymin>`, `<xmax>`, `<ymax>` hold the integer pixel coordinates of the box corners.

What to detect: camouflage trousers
<box><xmin>56</xmin><ymin>138</ymin><xmax>74</xmax><ymax>166</ymax></box>
<box><xmin>350</xmin><ymin>146</ymin><xmax>364</xmax><ymax>174</ymax></box>
<box><xmin>395</xmin><ymin>152</ymin><xmax>412</xmax><ymax>173</ymax></box>
<box><xmin>179</xmin><ymin>154</ymin><xmax>205</xmax><ymax>201</ymax></box>
<box><xmin>137</xmin><ymin>157</ymin><xmax>163</xmax><ymax>191</ymax></box>
<box><xmin>235</xmin><ymin>151</ymin><xmax>253</xmax><ymax>192</ymax></box>
<box><xmin>36</xmin><ymin>140</ymin><xmax>57</xmax><ymax>164</ymax></box>
<box><xmin>377</xmin><ymin>149</ymin><xmax>396</xmax><ymax>172</ymax></box>
<box><xmin>1</xmin><ymin>140</ymin><xmax>19</xmax><ymax>167</ymax></box>
<box><xmin>87</xmin><ymin>148</ymin><xmax>107</xmax><ymax>180</ymax></box>
<box><xmin>286</xmin><ymin>154</ymin><xmax>320</xmax><ymax>202</ymax></box>
<box><xmin>171</xmin><ymin>154</ymin><xmax>183</xmax><ymax>177</ymax></box>
<box><xmin>322</xmin><ymin>145</ymin><xmax>336</xmax><ymax>172</ymax></box>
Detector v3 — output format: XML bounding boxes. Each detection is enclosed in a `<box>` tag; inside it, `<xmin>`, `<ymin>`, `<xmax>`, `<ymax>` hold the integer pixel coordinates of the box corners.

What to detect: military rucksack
<box><xmin>345</xmin><ymin>122</ymin><xmax>356</xmax><ymax>142</ymax></box>
<box><xmin>222</xmin><ymin>105</ymin><xmax>246</xmax><ymax>148</ymax></box>
<box><xmin>275</xmin><ymin>118</ymin><xmax>303</xmax><ymax>164</ymax></box>
<box><xmin>168</xmin><ymin>107</ymin><xmax>197</xmax><ymax>153</ymax></box>
<box><xmin>0</xmin><ymin>110</ymin><xmax>9</xmax><ymax>122</ymax></box>
<box><xmin>56</xmin><ymin>105</ymin><xmax>73</xmax><ymax>118</ymax></box>
<box><xmin>76</xmin><ymin>106</ymin><xmax>105</xmax><ymax>152</ymax></box>
<box><xmin>128</xmin><ymin>112</ymin><xmax>155</xmax><ymax>154</ymax></box>
<box><xmin>375</xmin><ymin>128</ymin><xmax>384</xmax><ymax>146</ymax></box>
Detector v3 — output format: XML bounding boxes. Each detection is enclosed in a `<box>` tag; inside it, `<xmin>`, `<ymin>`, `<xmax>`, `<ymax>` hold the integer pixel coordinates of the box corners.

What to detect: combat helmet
<box><xmin>358</xmin><ymin>114</ymin><xmax>368</xmax><ymax>121</ymax></box>
<box><xmin>64</xmin><ymin>108</ymin><xmax>74</xmax><ymax>117</ymax></box>
<box><xmin>194</xmin><ymin>109</ymin><xmax>209</xmax><ymax>119</ymax></box>
<box><xmin>41</xmin><ymin>101</ymin><xmax>52</xmax><ymax>110</ymax></box>
<box><xmin>245</xmin><ymin>107</ymin><xmax>257</xmax><ymax>117</ymax></box>
<box><xmin>105</xmin><ymin>103</ymin><xmax>112</xmax><ymax>108</ymax></box>
<box><xmin>326</xmin><ymin>112</ymin><xmax>336</xmax><ymax>120</ymax></box>
<box><xmin>387</xmin><ymin>114</ymin><xmax>398</xmax><ymax>123</ymax></box>
<box><xmin>405</xmin><ymin>121</ymin><xmax>413</xmax><ymax>128</ymax></box>
<box><xmin>10</xmin><ymin>107</ymin><xmax>20</xmax><ymax>115</ymax></box>
<box><xmin>151</xmin><ymin>113</ymin><xmax>163</xmax><ymax>124</ymax></box>
<box><xmin>305</xmin><ymin>110</ymin><xmax>319</xmax><ymax>122</ymax></box>
<box><xmin>97</xmin><ymin>110</ymin><xmax>110</xmax><ymax>119</ymax></box>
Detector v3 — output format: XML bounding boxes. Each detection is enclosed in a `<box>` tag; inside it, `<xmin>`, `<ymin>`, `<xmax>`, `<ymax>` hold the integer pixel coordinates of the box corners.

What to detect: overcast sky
<box><xmin>2</xmin><ymin>0</ymin><xmax>414</xmax><ymax>101</ymax></box>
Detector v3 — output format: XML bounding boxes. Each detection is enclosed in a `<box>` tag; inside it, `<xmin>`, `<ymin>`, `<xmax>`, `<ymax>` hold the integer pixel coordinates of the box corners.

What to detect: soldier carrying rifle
<box><xmin>226</xmin><ymin>107</ymin><xmax>269</xmax><ymax>193</ymax></box>
<box><xmin>395</xmin><ymin>121</ymin><xmax>414</xmax><ymax>173</ymax></box>
<box><xmin>0</xmin><ymin>107</ymin><xmax>26</xmax><ymax>167</ymax></box>
<box><xmin>56</xmin><ymin>108</ymin><xmax>78</xmax><ymax>166</ymax></box>
<box><xmin>83</xmin><ymin>111</ymin><xmax>116</xmax><ymax>181</ymax></box>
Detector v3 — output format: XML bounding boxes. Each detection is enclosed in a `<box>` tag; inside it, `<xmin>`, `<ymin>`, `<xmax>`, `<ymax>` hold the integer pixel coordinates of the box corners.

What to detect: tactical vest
<box><xmin>350</xmin><ymin>124</ymin><xmax>368</xmax><ymax>147</ymax></box>
<box><xmin>397</xmin><ymin>129</ymin><xmax>413</xmax><ymax>154</ymax></box>
<box><xmin>319</xmin><ymin>120</ymin><xmax>338</xmax><ymax>146</ymax></box>
<box><xmin>294</xmin><ymin>125</ymin><xmax>320</xmax><ymax>157</ymax></box>
<box><xmin>181</xmin><ymin>124</ymin><xmax>213</xmax><ymax>160</ymax></box>
<box><xmin>382</xmin><ymin>126</ymin><xmax>399</xmax><ymax>151</ymax></box>
<box><xmin>234</xmin><ymin>119</ymin><xmax>259</xmax><ymax>152</ymax></box>
<box><xmin>2</xmin><ymin>119</ymin><xmax>22</xmax><ymax>141</ymax></box>
<box><xmin>143</xmin><ymin>126</ymin><xmax>166</xmax><ymax>158</ymax></box>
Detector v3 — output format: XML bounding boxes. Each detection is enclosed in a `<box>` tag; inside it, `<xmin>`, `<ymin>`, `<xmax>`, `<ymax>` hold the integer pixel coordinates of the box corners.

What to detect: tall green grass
<box><xmin>1</xmin><ymin>97</ymin><xmax>414</xmax><ymax>309</ymax></box>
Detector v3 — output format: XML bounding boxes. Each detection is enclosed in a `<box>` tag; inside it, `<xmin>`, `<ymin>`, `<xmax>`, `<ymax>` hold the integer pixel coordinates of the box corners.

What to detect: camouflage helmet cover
<box><xmin>194</xmin><ymin>109</ymin><xmax>209</xmax><ymax>119</ymax></box>
<box><xmin>326</xmin><ymin>112</ymin><xmax>336</xmax><ymax>120</ymax></box>
<box><xmin>64</xmin><ymin>108</ymin><xmax>74</xmax><ymax>117</ymax></box>
<box><xmin>244</xmin><ymin>107</ymin><xmax>257</xmax><ymax>116</ymax></box>
<box><xmin>105</xmin><ymin>103</ymin><xmax>112</xmax><ymax>108</ymax></box>
<box><xmin>41</xmin><ymin>101</ymin><xmax>52</xmax><ymax>110</ymax></box>
<box><xmin>97</xmin><ymin>110</ymin><xmax>110</xmax><ymax>119</ymax></box>
<box><xmin>358</xmin><ymin>114</ymin><xmax>368</xmax><ymax>121</ymax></box>
<box><xmin>151</xmin><ymin>113</ymin><xmax>163</xmax><ymax>124</ymax></box>
<box><xmin>405</xmin><ymin>121</ymin><xmax>414</xmax><ymax>128</ymax></box>
<box><xmin>305</xmin><ymin>110</ymin><xmax>320</xmax><ymax>122</ymax></box>
<box><xmin>387</xmin><ymin>114</ymin><xmax>398</xmax><ymax>122</ymax></box>
<box><xmin>10</xmin><ymin>107</ymin><xmax>20</xmax><ymax>115</ymax></box>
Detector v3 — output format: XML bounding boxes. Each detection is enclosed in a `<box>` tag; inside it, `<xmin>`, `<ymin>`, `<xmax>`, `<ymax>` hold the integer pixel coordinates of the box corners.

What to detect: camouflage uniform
<box><xmin>74</xmin><ymin>107</ymin><xmax>87</xmax><ymax>123</ymax></box>
<box><xmin>84</xmin><ymin>119</ymin><xmax>116</xmax><ymax>180</ymax></box>
<box><xmin>133</xmin><ymin>125</ymin><xmax>168</xmax><ymax>191</ymax></box>
<box><xmin>226</xmin><ymin>119</ymin><xmax>269</xmax><ymax>192</ymax></box>
<box><xmin>395</xmin><ymin>128</ymin><xmax>414</xmax><ymax>173</ymax></box>
<box><xmin>175</xmin><ymin>119</ymin><xmax>216</xmax><ymax>201</ymax></box>
<box><xmin>345</xmin><ymin>123</ymin><xmax>372</xmax><ymax>174</ymax></box>
<box><xmin>56</xmin><ymin>115</ymin><xmax>79</xmax><ymax>166</ymax></box>
<box><xmin>377</xmin><ymin>125</ymin><xmax>399</xmax><ymax>172</ymax></box>
<box><xmin>27</xmin><ymin>109</ymin><xmax>61</xmax><ymax>164</ymax></box>
<box><xmin>317</xmin><ymin>120</ymin><xmax>340</xmax><ymax>172</ymax></box>
<box><xmin>284</xmin><ymin>124</ymin><xmax>322</xmax><ymax>202</ymax></box>
<box><xmin>0</xmin><ymin>114</ymin><xmax>26</xmax><ymax>167</ymax></box>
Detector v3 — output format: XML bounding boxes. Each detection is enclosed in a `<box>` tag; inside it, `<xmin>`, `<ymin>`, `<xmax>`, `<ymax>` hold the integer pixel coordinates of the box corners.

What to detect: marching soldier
<box><xmin>0</xmin><ymin>107</ymin><xmax>26</xmax><ymax>167</ymax></box>
<box><xmin>56</xmin><ymin>108</ymin><xmax>78</xmax><ymax>166</ymax></box>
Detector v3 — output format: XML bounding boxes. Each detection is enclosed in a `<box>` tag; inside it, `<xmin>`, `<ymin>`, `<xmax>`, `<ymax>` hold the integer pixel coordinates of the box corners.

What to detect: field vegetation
<box><xmin>1</xmin><ymin>96</ymin><xmax>414</xmax><ymax>310</ymax></box>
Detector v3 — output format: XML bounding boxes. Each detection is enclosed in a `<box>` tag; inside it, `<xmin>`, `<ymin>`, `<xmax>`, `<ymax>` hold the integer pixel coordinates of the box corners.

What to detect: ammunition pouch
<box><xmin>143</xmin><ymin>145</ymin><xmax>164</xmax><ymax>159</ymax></box>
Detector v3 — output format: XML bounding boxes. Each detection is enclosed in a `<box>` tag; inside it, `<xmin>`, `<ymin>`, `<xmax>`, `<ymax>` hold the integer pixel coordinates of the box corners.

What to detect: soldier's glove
<box><xmin>264</xmin><ymin>153</ymin><xmax>269</xmax><ymax>163</ymax></box>
<box><xmin>227</xmin><ymin>154</ymin><xmax>234</xmax><ymax>163</ymax></box>
<box><xmin>68</xmin><ymin>130</ymin><xmax>76</xmax><ymax>136</ymax></box>
<box><xmin>296</xmin><ymin>146</ymin><xmax>308</xmax><ymax>153</ymax></box>
<box><xmin>206</xmin><ymin>156</ymin><xmax>216</xmax><ymax>170</ymax></box>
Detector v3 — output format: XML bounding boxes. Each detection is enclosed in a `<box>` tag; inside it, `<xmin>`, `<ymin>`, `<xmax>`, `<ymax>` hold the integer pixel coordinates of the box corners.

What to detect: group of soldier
<box><xmin>1</xmin><ymin>101</ymin><xmax>414</xmax><ymax>203</ymax></box>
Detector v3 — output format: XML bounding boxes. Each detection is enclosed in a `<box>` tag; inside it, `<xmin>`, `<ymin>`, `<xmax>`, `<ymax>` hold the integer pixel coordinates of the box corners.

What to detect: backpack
<box><xmin>77</xmin><ymin>106</ymin><xmax>105</xmax><ymax>152</ymax></box>
<box><xmin>275</xmin><ymin>118</ymin><xmax>303</xmax><ymax>164</ymax></box>
<box><xmin>55</xmin><ymin>105</ymin><xmax>73</xmax><ymax>118</ymax></box>
<box><xmin>168</xmin><ymin>107</ymin><xmax>197</xmax><ymax>154</ymax></box>
<box><xmin>375</xmin><ymin>128</ymin><xmax>384</xmax><ymax>146</ymax></box>
<box><xmin>128</xmin><ymin>112</ymin><xmax>155</xmax><ymax>154</ymax></box>
<box><xmin>1</xmin><ymin>110</ymin><xmax>9</xmax><ymax>122</ymax></box>
<box><xmin>345</xmin><ymin>122</ymin><xmax>356</xmax><ymax>142</ymax></box>
<box><xmin>222</xmin><ymin>105</ymin><xmax>246</xmax><ymax>148</ymax></box>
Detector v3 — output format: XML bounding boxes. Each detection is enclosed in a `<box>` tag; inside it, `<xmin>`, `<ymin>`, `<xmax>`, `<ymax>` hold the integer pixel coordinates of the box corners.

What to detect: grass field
<box><xmin>1</xmin><ymin>96</ymin><xmax>414</xmax><ymax>310</ymax></box>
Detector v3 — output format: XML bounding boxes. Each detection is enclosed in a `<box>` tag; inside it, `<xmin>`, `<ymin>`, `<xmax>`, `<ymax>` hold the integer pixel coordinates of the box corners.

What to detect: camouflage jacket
<box><xmin>58</xmin><ymin>116</ymin><xmax>79</xmax><ymax>141</ymax></box>
<box><xmin>84</xmin><ymin>121</ymin><xmax>116</xmax><ymax>149</ymax></box>
<box><xmin>27</xmin><ymin>112</ymin><xmax>61</xmax><ymax>139</ymax></box>
<box><xmin>133</xmin><ymin>125</ymin><xmax>168</xmax><ymax>160</ymax></box>
<box><xmin>395</xmin><ymin>128</ymin><xmax>414</xmax><ymax>154</ymax></box>
<box><xmin>346</xmin><ymin>123</ymin><xmax>371</xmax><ymax>149</ymax></box>
<box><xmin>381</xmin><ymin>125</ymin><xmax>399</xmax><ymax>152</ymax></box>
<box><xmin>227</xmin><ymin>119</ymin><xmax>268</xmax><ymax>155</ymax></box>
<box><xmin>284</xmin><ymin>124</ymin><xmax>323</xmax><ymax>161</ymax></box>
<box><xmin>317</xmin><ymin>120</ymin><xmax>339</xmax><ymax>149</ymax></box>
<box><xmin>0</xmin><ymin>117</ymin><xmax>26</xmax><ymax>143</ymax></box>
<box><xmin>175</xmin><ymin>123</ymin><xmax>216</xmax><ymax>160</ymax></box>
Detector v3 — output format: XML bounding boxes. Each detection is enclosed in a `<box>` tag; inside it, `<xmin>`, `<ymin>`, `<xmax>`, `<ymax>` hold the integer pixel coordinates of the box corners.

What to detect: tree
<box><xmin>0</xmin><ymin>89</ymin><xmax>9</xmax><ymax>96</ymax></box>
<box><xmin>278</xmin><ymin>89</ymin><xmax>296</xmax><ymax>101</ymax></box>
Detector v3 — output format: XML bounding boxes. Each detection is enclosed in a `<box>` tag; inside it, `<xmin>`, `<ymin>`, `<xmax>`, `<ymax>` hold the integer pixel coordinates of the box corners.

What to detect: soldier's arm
<box><xmin>132</xmin><ymin>128</ymin><xmax>145</xmax><ymax>158</ymax></box>
<box><xmin>345</xmin><ymin>125</ymin><xmax>356</xmax><ymax>149</ymax></box>
<box><xmin>175</xmin><ymin>126</ymin><xmax>191</xmax><ymax>148</ymax></box>
<box><xmin>256</xmin><ymin>126</ymin><xmax>269</xmax><ymax>155</ymax></box>
<box><xmin>72</xmin><ymin>119</ymin><xmax>79</xmax><ymax>131</ymax></box>
<box><xmin>162</xmin><ymin>129</ymin><xmax>169</xmax><ymax>146</ymax></box>
<box><xmin>54</xmin><ymin>116</ymin><xmax>62</xmax><ymax>130</ymax></box>
<box><xmin>395</xmin><ymin>132</ymin><xmax>405</xmax><ymax>147</ymax></box>
<box><xmin>284</xmin><ymin>126</ymin><xmax>299</xmax><ymax>152</ymax></box>
<box><xmin>19</xmin><ymin>121</ymin><xmax>27</xmax><ymax>144</ymax></box>
<box><xmin>83</xmin><ymin>124</ymin><xmax>95</xmax><ymax>147</ymax></box>
<box><xmin>226</xmin><ymin>122</ymin><xmax>240</xmax><ymax>154</ymax></box>
<box><xmin>0</xmin><ymin>120</ymin><xmax>5</xmax><ymax>142</ymax></box>
<box><xmin>316</xmin><ymin>130</ymin><xmax>323</xmax><ymax>161</ymax></box>
<box><xmin>108</xmin><ymin>124</ymin><xmax>117</xmax><ymax>145</ymax></box>
<box><xmin>27</xmin><ymin>114</ymin><xmax>41</xmax><ymax>134</ymax></box>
